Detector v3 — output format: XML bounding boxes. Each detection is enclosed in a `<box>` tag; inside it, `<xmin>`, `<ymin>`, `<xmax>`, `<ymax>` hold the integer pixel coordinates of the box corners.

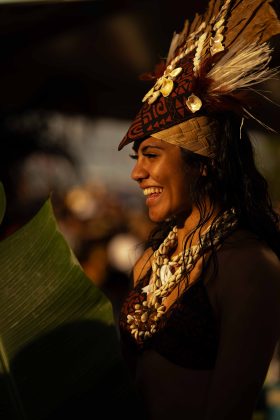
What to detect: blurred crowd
<box><xmin>54</xmin><ymin>181</ymin><xmax>154</xmax><ymax>324</ymax></box>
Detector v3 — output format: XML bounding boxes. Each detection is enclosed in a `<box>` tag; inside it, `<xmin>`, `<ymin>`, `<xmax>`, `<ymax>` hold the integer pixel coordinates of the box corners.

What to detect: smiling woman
<box><xmin>117</xmin><ymin>0</ymin><xmax>280</xmax><ymax>419</ymax></box>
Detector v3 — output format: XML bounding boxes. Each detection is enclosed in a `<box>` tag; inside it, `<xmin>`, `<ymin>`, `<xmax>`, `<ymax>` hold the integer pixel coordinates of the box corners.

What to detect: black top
<box><xmin>119</xmin><ymin>271</ymin><xmax>219</xmax><ymax>370</ymax></box>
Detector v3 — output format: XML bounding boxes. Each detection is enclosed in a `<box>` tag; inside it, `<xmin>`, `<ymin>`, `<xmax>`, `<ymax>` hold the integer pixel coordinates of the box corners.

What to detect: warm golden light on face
<box><xmin>130</xmin><ymin>138</ymin><xmax>199</xmax><ymax>223</ymax></box>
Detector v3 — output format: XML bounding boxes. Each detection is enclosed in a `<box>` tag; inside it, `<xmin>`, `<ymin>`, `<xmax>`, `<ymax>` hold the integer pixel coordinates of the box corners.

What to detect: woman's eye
<box><xmin>129</xmin><ymin>154</ymin><xmax>138</xmax><ymax>160</ymax></box>
<box><xmin>129</xmin><ymin>153</ymin><xmax>157</xmax><ymax>160</ymax></box>
<box><xmin>144</xmin><ymin>153</ymin><xmax>157</xmax><ymax>158</ymax></box>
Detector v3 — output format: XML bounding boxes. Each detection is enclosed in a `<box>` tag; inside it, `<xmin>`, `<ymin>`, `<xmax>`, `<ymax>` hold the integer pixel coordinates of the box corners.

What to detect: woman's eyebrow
<box><xmin>141</xmin><ymin>145</ymin><xmax>164</xmax><ymax>153</ymax></box>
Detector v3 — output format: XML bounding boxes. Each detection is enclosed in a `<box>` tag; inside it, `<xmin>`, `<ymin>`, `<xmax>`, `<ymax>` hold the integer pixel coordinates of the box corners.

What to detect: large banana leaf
<box><xmin>0</xmin><ymin>187</ymin><xmax>142</xmax><ymax>419</ymax></box>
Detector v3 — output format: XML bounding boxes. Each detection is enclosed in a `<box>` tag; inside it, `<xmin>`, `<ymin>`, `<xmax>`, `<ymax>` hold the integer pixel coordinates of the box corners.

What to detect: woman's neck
<box><xmin>174</xmin><ymin>204</ymin><xmax>220</xmax><ymax>254</ymax></box>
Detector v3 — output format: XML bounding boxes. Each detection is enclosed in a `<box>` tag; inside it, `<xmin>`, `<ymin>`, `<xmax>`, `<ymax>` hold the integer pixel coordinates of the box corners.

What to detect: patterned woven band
<box><xmin>151</xmin><ymin>116</ymin><xmax>219</xmax><ymax>157</ymax></box>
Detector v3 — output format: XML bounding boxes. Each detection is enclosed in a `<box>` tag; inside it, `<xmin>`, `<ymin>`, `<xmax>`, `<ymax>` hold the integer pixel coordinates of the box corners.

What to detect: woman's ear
<box><xmin>200</xmin><ymin>163</ymin><xmax>208</xmax><ymax>176</ymax></box>
<box><xmin>201</xmin><ymin>158</ymin><xmax>217</xmax><ymax>176</ymax></box>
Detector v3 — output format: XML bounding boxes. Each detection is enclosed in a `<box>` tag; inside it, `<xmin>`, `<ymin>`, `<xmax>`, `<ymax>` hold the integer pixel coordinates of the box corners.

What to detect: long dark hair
<box><xmin>146</xmin><ymin>113</ymin><xmax>280</xmax><ymax>263</ymax></box>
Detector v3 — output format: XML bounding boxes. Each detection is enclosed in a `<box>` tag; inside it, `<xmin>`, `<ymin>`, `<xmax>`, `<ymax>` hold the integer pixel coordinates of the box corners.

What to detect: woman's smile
<box><xmin>143</xmin><ymin>186</ymin><xmax>163</xmax><ymax>205</ymax></box>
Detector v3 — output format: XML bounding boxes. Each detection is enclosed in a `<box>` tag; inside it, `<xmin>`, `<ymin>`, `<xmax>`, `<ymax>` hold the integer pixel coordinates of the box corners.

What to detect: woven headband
<box><xmin>150</xmin><ymin>116</ymin><xmax>219</xmax><ymax>157</ymax></box>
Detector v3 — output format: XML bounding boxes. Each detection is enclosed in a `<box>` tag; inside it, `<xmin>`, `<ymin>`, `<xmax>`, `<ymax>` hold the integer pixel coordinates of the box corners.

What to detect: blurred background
<box><xmin>0</xmin><ymin>0</ymin><xmax>280</xmax><ymax>415</ymax></box>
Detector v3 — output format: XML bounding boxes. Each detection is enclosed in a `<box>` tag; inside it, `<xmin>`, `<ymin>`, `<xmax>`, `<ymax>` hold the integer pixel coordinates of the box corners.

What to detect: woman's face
<box><xmin>130</xmin><ymin>137</ymin><xmax>200</xmax><ymax>223</ymax></box>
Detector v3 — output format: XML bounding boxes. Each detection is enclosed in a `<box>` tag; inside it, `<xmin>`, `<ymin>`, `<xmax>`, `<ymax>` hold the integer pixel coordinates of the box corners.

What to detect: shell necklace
<box><xmin>127</xmin><ymin>209</ymin><xmax>238</xmax><ymax>343</ymax></box>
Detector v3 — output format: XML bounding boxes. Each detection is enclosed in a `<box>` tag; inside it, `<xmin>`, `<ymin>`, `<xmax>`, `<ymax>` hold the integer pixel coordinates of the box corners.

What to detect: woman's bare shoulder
<box><xmin>133</xmin><ymin>247</ymin><xmax>153</xmax><ymax>286</ymax></box>
<box><xmin>218</xmin><ymin>229</ymin><xmax>280</xmax><ymax>279</ymax></box>
<box><xmin>205</xmin><ymin>231</ymin><xmax>280</xmax><ymax>420</ymax></box>
<box><xmin>216</xmin><ymin>229</ymin><xmax>280</xmax><ymax>317</ymax></box>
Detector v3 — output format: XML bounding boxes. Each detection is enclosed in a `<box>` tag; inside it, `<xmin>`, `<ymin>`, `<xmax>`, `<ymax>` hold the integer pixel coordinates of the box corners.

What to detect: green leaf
<box><xmin>0</xmin><ymin>199</ymin><xmax>142</xmax><ymax>419</ymax></box>
<box><xmin>0</xmin><ymin>182</ymin><xmax>6</xmax><ymax>225</ymax></box>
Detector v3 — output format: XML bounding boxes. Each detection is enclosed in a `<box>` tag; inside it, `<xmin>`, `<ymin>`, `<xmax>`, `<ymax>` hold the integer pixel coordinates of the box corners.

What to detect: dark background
<box><xmin>0</xmin><ymin>0</ymin><xmax>279</xmax><ymax>121</ymax></box>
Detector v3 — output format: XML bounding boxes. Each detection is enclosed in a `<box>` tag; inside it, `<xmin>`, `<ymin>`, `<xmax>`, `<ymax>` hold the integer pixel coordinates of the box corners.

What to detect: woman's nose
<box><xmin>131</xmin><ymin>160</ymin><xmax>148</xmax><ymax>182</ymax></box>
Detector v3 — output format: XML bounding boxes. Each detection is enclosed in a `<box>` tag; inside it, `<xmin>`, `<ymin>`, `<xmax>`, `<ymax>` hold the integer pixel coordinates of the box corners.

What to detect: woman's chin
<box><xmin>148</xmin><ymin>206</ymin><xmax>191</xmax><ymax>224</ymax></box>
<box><xmin>148</xmin><ymin>210</ymin><xmax>168</xmax><ymax>224</ymax></box>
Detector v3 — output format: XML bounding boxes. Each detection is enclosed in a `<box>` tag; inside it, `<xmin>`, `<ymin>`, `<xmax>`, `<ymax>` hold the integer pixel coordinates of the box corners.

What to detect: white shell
<box><xmin>210</xmin><ymin>41</ymin><xmax>225</xmax><ymax>56</ymax></box>
<box><xmin>186</xmin><ymin>94</ymin><xmax>203</xmax><ymax>113</ymax></box>
<box><xmin>159</xmin><ymin>264</ymin><xmax>173</xmax><ymax>285</ymax></box>
<box><xmin>141</xmin><ymin>284</ymin><xmax>150</xmax><ymax>294</ymax></box>
<box><xmin>142</xmin><ymin>87</ymin><xmax>155</xmax><ymax>102</ymax></box>
<box><xmin>154</xmin><ymin>76</ymin><xmax>164</xmax><ymax>90</ymax></box>
<box><xmin>169</xmin><ymin>67</ymin><xmax>183</xmax><ymax>78</ymax></box>
<box><xmin>213</xmin><ymin>18</ymin><xmax>224</xmax><ymax>31</ymax></box>
<box><xmin>217</xmin><ymin>26</ymin><xmax>225</xmax><ymax>34</ymax></box>
<box><xmin>141</xmin><ymin>311</ymin><xmax>148</xmax><ymax>323</ymax></box>
<box><xmin>127</xmin><ymin>314</ymin><xmax>134</xmax><ymax>323</ymax></box>
<box><xmin>148</xmin><ymin>90</ymin><xmax>161</xmax><ymax>104</ymax></box>
<box><xmin>160</xmin><ymin>78</ymin><xmax>174</xmax><ymax>97</ymax></box>
<box><xmin>213</xmin><ymin>33</ymin><xmax>224</xmax><ymax>43</ymax></box>
<box><xmin>156</xmin><ymin>279</ymin><xmax>162</xmax><ymax>288</ymax></box>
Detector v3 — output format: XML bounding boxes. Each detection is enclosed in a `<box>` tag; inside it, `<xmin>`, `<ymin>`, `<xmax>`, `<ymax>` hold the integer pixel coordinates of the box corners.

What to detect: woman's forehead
<box><xmin>133</xmin><ymin>137</ymin><xmax>175</xmax><ymax>152</ymax></box>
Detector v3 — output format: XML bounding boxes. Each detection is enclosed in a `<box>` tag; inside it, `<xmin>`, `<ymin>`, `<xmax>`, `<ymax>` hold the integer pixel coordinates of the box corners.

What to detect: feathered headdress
<box><xmin>118</xmin><ymin>0</ymin><xmax>280</xmax><ymax>156</ymax></box>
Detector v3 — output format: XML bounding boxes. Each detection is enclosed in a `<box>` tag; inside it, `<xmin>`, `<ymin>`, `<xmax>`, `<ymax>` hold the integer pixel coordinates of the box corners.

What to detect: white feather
<box><xmin>208</xmin><ymin>41</ymin><xmax>277</xmax><ymax>93</ymax></box>
<box><xmin>243</xmin><ymin>107</ymin><xmax>278</xmax><ymax>133</ymax></box>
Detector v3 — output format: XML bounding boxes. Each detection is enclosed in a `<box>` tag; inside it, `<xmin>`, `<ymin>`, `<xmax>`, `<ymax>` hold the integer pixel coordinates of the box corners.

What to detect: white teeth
<box><xmin>143</xmin><ymin>187</ymin><xmax>163</xmax><ymax>196</ymax></box>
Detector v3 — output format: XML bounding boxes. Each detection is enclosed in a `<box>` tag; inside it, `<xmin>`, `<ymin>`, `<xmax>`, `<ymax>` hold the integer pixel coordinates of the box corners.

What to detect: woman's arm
<box><xmin>205</xmin><ymin>244</ymin><xmax>280</xmax><ymax>420</ymax></box>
